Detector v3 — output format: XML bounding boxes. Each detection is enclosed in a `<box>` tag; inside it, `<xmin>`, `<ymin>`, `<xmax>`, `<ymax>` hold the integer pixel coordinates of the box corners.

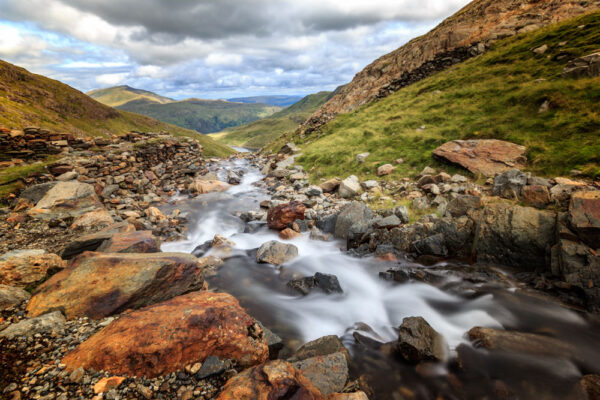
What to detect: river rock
<box><xmin>69</xmin><ymin>208</ymin><xmax>114</xmax><ymax>230</ymax></box>
<box><xmin>288</xmin><ymin>335</ymin><xmax>350</xmax><ymax>363</ymax></box>
<box><xmin>215</xmin><ymin>360</ymin><xmax>323</xmax><ymax>400</ymax></box>
<box><xmin>0</xmin><ymin>284</ymin><xmax>31</xmax><ymax>310</ymax></box>
<box><xmin>27</xmin><ymin>252</ymin><xmax>210</xmax><ymax>319</ymax></box>
<box><xmin>189</xmin><ymin>179</ymin><xmax>231</xmax><ymax>194</ymax></box>
<box><xmin>288</xmin><ymin>273</ymin><xmax>343</xmax><ymax>295</ymax></box>
<box><xmin>473</xmin><ymin>203</ymin><xmax>556</xmax><ymax>269</ymax></box>
<box><xmin>0</xmin><ymin>251</ymin><xmax>65</xmax><ymax>287</ymax></box>
<box><xmin>320</xmin><ymin>178</ymin><xmax>341</xmax><ymax>193</ymax></box>
<box><xmin>60</xmin><ymin>222</ymin><xmax>136</xmax><ymax>259</ymax></box>
<box><xmin>62</xmin><ymin>291</ymin><xmax>269</xmax><ymax>377</ymax></box>
<box><xmin>97</xmin><ymin>230</ymin><xmax>161</xmax><ymax>253</ymax></box>
<box><xmin>267</xmin><ymin>201</ymin><xmax>306</xmax><ymax>230</ymax></box>
<box><xmin>0</xmin><ymin>311</ymin><xmax>65</xmax><ymax>339</ymax></box>
<box><xmin>257</xmin><ymin>241</ymin><xmax>298</xmax><ymax>265</ymax></box>
<box><xmin>433</xmin><ymin>139</ymin><xmax>527</xmax><ymax>177</ymax></box>
<box><xmin>395</xmin><ymin>316</ymin><xmax>447</xmax><ymax>363</ymax></box>
<box><xmin>279</xmin><ymin>228</ymin><xmax>301</xmax><ymax>240</ymax></box>
<box><xmin>569</xmin><ymin>191</ymin><xmax>600</xmax><ymax>248</ymax></box>
<box><xmin>292</xmin><ymin>352</ymin><xmax>348</xmax><ymax>395</ymax></box>
<box><xmin>334</xmin><ymin>202</ymin><xmax>373</xmax><ymax>239</ymax></box>
<box><xmin>338</xmin><ymin>175</ymin><xmax>361</xmax><ymax>198</ymax></box>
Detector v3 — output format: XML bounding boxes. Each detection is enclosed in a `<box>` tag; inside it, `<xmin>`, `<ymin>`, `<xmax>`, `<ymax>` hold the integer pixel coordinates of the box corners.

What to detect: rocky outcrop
<box><xmin>26</xmin><ymin>252</ymin><xmax>210</xmax><ymax>319</ymax></box>
<box><xmin>433</xmin><ymin>140</ymin><xmax>527</xmax><ymax>177</ymax></box>
<box><xmin>0</xmin><ymin>250</ymin><xmax>65</xmax><ymax>287</ymax></box>
<box><xmin>62</xmin><ymin>291</ymin><xmax>269</xmax><ymax>377</ymax></box>
<box><xmin>301</xmin><ymin>0</ymin><xmax>600</xmax><ymax>132</ymax></box>
<box><xmin>267</xmin><ymin>201</ymin><xmax>306</xmax><ymax>230</ymax></box>
<box><xmin>215</xmin><ymin>360</ymin><xmax>324</xmax><ymax>400</ymax></box>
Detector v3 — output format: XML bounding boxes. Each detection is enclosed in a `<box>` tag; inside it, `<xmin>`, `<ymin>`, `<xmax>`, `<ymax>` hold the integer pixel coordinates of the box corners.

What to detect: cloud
<box><xmin>0</xmin><ymin>0</ymin><xmax>472</xmax><ymax>98</ymax></box>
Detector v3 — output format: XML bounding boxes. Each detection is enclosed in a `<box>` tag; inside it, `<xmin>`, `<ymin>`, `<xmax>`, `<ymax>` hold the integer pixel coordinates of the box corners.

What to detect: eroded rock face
<box><xmin>62</xmin><ymin>292</ymin><xmax>269</xmax><ymax>378</ymax></box>
<box><xmin>27</xmin><ymin>252</ymin><xmax>208</xmax><ymax>319</ymax></box>
<box><xmin>433</xmin><ymin>140</ymin><xmax>527</xmax><ymax>177</ymax></box>
<box><xmin>0</xmin><ymin>251</ymin><xmax>65</xmax><ymax>287</ymax></box>
<box><xmin>267</xmin><ymin>201</ymin><xmax>306</xmax><ymax>231</ymax></box>
<box><xmin>215</xmin><ymin>360</ymin><xmax>324</xmax><ymax>400</ymax></box>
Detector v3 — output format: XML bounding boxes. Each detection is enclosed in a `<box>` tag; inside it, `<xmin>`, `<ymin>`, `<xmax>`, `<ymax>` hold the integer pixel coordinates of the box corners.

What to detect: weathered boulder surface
<box><xmin>473</xmin><ymin>203</ymin><xmax>556</xmax><ymax>269</ymax></box>
<box><xmin>569</xmin><ymin>191</ymin><xmax>600</xmax><ymax>248</ymax></box>
<box><xmin>292</xmin><ymin>352</ymin><xmax>348</xmax><ymax>395</ymax></box>
<box><xmin>563</xmin><ymin>52</ymin><xmax>600</xmax><ymax>77</ymax></box>
<box><xmin>62</xmin><ymin>292</ymin><xmax>269</xmax><ymax>378</ymax></box>
<box><xmin>215</xmin><ymin>360</ymin><xmax>324</xmax><ymax>400</ymax></box>
<box><xmin>288</xmin><ymin>273</ymin><xmax>343</xmax><ymax>296</ymax></box>
<box><xmin>29</xmin><ymin>181</ymin><xmax>103</xmax><ymax>219</ymax></box>
<box><xmin>97</xmin><ymin>230</ymin><xmax>161</xmax><ymax>254</ymax></box>
<box><xmin>288</xmin><ymin>335</ymin><xmax>350</xmax><ymax>363</ymax></box>
<box><xmin>70</xmin><ymin>209</ymin><xmax>114</xmax><ymax>230</ymax></box>
<box><xmin>267</xmin><ymin>201</ymin><xmax>306</xmax><ymax>230</ymax></box>
<box><xmin>60</xmin><ymin>222</ymin><xmax>136</xmax><ymax>259</ymax></box>
<box><xmin>334</xmin><ymin>202</ymin><xmax>373</xmax><ymax>239</ymax></box>
<box><xmin>395</xmin><ymin>317</ymin><xmax>447</xmax><ymax>363</ymax></box>
<box><xmin>0</xmin><ymin>284</ymin><xmax>31</xmax><ymax>310</ymax></box>
<box><xmin>256</xmin><ymin>241</ymin><xmax>298</xmax><ymax>266</ymax></box>
<box><xmin>433</xmin><ymin>140</ymin><xmax>526</xmax><ymax>177</ymax></box>
<box><xmin>189</xmin><ymin>179</ymin><xmax>231</xmax><ymax>194</ymax></box>
<box><xmin>0</xmin><ymin>250</ymin><xmax>66</xmax><ymax>287</ymax></box>
<box><xmin>320</xmin><ymin>178</ymin><xmax>341</xmax><ymax>193</ymax></box>
<box><xmin>338</xmin><ymin>175</ymin><xmax>362</xmax><ymax>198</ymax></box>
<box><xmin>35</xmin><ymin>181</ymin><xmax>95</xmax><ymax>209</ymax></box>
<box><xmin>27</xmin><ymin>252</ymin><xmax>210</xmax><ymax>319</ymax></box>
<box><xmin>0</xmin><ymin>311</ymin><xmax>65</xmax><ymax>339</ymax></box>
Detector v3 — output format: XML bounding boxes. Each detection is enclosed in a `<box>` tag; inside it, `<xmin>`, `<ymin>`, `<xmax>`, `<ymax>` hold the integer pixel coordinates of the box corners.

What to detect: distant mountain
<box><xmin>211</xmin><ymin>91</ymin><xmax>332</xmax><ymax>149</ymax></box>
<box><xmin>228</xmin><ymin>95</ymin><xmax>303</xmax><ymax>107</ymax></box>
<box><xmin>117</xmin><ymin>98</ymin><xmax>281</xmax><ymax>134</ymax></box>
<box><xmin>0</xmin><ymin>60</ymin><xmax>233</xmax><ymax>157</ymax></box>
<box><xmin>87</xmin><ymin>85</ymin><xmax>174</xmax><ymax>107</ymax></box>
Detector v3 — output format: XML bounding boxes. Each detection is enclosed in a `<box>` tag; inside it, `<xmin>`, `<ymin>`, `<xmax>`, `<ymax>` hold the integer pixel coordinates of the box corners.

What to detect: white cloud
<box><xmin>206</xmin><ymin>53</ymin><xmax>243</xmax><ymax>67</ymax></box>
<box><xmin>96</xmin><ymin>72</ymin><xmax>128</xmax><ymax>86</ymax></box>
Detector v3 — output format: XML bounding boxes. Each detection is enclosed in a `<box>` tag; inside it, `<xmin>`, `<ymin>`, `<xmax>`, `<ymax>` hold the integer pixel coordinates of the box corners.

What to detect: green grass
<box><xmin>212</xmin><ymin>91</ymin><xmax>332</xmax><ymax>149</ymax></box>
<box><xmin>292</xmin><ymin>12</ymin><xmax>600</xmax><ymax>181</ymax></box>
<box><xmin>0</xmin><ymin>159</ymin><xmax>58</xmax><ymax>202</ymax></box>
<box><xmin>87</xmin><ymin>85</ymin><xmax>174</xmax><ymax>107</ymax></box>
<box><xmin>118</xmin><ymin>98</ymin><xmax>281</xmax><ymax>134</ymax></box>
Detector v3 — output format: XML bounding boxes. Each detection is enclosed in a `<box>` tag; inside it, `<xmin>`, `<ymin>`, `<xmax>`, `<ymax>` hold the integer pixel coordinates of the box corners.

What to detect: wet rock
<box><xmin>0</xmin><ymin>251</ymin><xmax>65</xmax><ymax>287</ymax></box>
<box><xmin>433</xmin><ymin>139</ymin><xmax>527</xmax><ymax>177</ymax></box>
<box><xmin>215</xmin><ymin>360</ymin><xmax>323</xmax><ymax>400</ymax></box>
<box><xmin>289</xmin><ymin>335</ymin><xmax>350</xmax><ymax>363</ymax></box>
<box><xmin>335</xmin><ymin>202</ymin><xmax>373</xmax><ymax>239</ymax></box>
<box><xmin>97</xmin><ymin>230</ymin><xmax>161</xmax><ymax>253</ymax></box>
<box><xmin>60</xmin><ymin>222</ymin><xmax>135</xmax><ymax>259</ymax></box>
<box><xmin>288</xmin><ymin>272</ymin><xmax>343</xmax><ymax>295</ymax></box>
<box><xmin>446</xmin><ymin>195</ymin><xmax>481</xmax><ymax>217</ymax></box>
<box><xmin>377</xmin><ymin>164</ymin><xmax>395</xmax><ymax>176</ymax></box>
<box><xmin>196</xmin><ymin>356</ymin><xmax>227</xmax><ymax>379</ymax></box>
<box><xmin>69</xmin><ymin>208</ymin><xmax>114</xmax><ymax>230</ymax></box>
<box><xmin>0</xmin><ymin>311</ymin><xmax>65</xmax><ymax>339</ymax></box>
<box><xmin>63</xmin><ymin>291</ymin><xmax>269</xmax><ymax>377</ymax></box>
<box><xmin>395</xmin><ymin>316</ymin><xmax>447</xmax><ymax>363</ymax></box>
<box><xmin>27</xmin><ymin>252</ymin><xmax>208</xmax><ymax>319</ymax></box>
<box><xmin>338</xmin><ymin>175</ymin><xmax>361</xmax><ymax>198</ymax></box>
<box><xmin>279</xmin><ymin>228</ymin><xmax>301</xmax><ymax>240</ymax></box>
<box><xmin>310</xmin><ymin>227</ymin><xmax>332</xmax><ymax>242</ymax></box>
<box><xmin>0</xmin><ymin>284</ymin><xmax>30</xmax><ymax>310</ymax></box>
<box><xmin>267</xmin><ymin>201</ymin><xmax>306</xmax><ymax>230</ymax></box>
<box><xmin>493</xmin><ymin>169</ymin><xmax>530</xmax><ymax>199</ymax></box>
<box><xmin>227</xmin><ymin>170</ymin><xmax>241</xmax><ymax>185</ymax></box>
<box><xmin>473</xmin><ymin>203</ymin><xmax>556</xmax><ymax>269</ymax></box>
<box><xmin>292</xmin><ymin>352</ymin><xmax>348</xmax><ymax>395</ymax></box>
<box><xmin>569</xmin><ymin>191</ymin><xmax>600</xmax><ymax>248</ymax></box>
<box><xmin>257</xmin><ymin>240</ymin><xmax>298</xmax><ymax>265</ymax></box>
<box><xmin>189</xmin><ymin>179</ymin><xmax>231</xmax><ymax>194</ymax></box>
<box><xmin>320</xmin><ymin>178</ymin><xmax>341</xmax><ymax>193</ymax></box>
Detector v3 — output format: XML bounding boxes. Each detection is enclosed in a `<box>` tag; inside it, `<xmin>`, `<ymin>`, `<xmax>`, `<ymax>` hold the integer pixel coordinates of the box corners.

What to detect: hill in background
<box><xmin>87</xmin><ymin>85</ymin><xmax>174</xmax><ymax>107</ymax></box>
<box><xmin>279</xmin><ymin>12</ymin><xmax>600</xmax><ymax>180</ymax></box>
<box><xmin>211</xmin><ymin>91</ymin><xmax>332</xmax><ymax>149</ymax></box>
<box><xmin>0</xmin><ymin>60</ymin><xmax>233</xmax><ymax>158</ymax></box>
<box><xmin>228</xmin><ymin>95</ymin><xmax>303</xmax><ymax>107</ymax></box>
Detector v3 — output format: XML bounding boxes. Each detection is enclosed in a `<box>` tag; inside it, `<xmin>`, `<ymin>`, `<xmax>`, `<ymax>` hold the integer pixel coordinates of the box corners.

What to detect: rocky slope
<box><xmin>301</xmin><ymin>0</ymin><xmax>600</xmax><ymax>133</ymax></box>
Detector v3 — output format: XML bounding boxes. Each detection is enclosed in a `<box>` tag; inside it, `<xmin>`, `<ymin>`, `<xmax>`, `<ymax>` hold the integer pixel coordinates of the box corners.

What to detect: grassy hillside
<box><xmin>118</xmin><ymin>99</ymin><xmax>280</xmax><ymax>134</ymax></box>
<box><xmin>291</xmin><ymin>12</ymin><xmax>600</xmax><ymax>181</ymax></box>
<box><xmin>0</xmin><ymin>60</ymin><xmax>233</xmax><ymax>158</ymax></box>
<box><xmin>228</xmin><ymin>95</ymin><xmax>303</xmax><ymax>107</ymax></box>
<box><xmin>212</xmin><ymin>91</ymin><xmax>333</xmax><ymax>149</ymax></box>
<box><xmin>87</xmin><ymin>85</ymin><xmax>174</xmax><ymax>107</ymax></box>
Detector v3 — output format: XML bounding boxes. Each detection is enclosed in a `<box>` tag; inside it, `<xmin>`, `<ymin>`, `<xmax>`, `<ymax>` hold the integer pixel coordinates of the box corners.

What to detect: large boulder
<box><xmin>0</xmin><ymin>284</ymin><xmax>31</xmax><ymax>310</ymax></box>
<box><xmin>0</xmin><ymin>311</ymin><xmax>65</xmax><ymax>340</ymax></box>
<box><xmin>60</xmin><ymin>222</ymin><xmax>136</xmax><ymax>259</ymax></box>
<box><xmin>288</xmin><ymin>273</ymin><xmax>343</xmax><ymax>295</ymax></box>
<box><xmin>395</xmin><ymin>317</ymin><xmax>447</xmax><ymax>363</ymax></box>
<box><xmin>26</xmin><ymin>252</ymin><xmax>213</xmax><ymax>319</ymax></box>
<box><xmin>569</xmin><ymin>191</ymin><xmax>600</xmax><ymax>248</ymax></box>
<box><xmin>189</xmin><ymin>179</ymin><xmax>231</xmax><ymax>194</ymax></box>
<box><xmin>473</xmin><ymin>203</ymin><xmax>556</xmax><ymax>269</ymax></box>
<box><xmin>257</xmin><ymin>241</ymin><xmax>298</xmax><ymax>266</ymax></box>
<box><xmin>433</xmin><ymin>139</ymin><xmax>526</xmax><ymax>177</ymax></box>
<box><xmin>215</xmin><ymin>360</ymin><xmax>324</xmax><ymax>400</ymax></box>
<box><xmin>29</xmin><ymin>181</ymin><xmax>102</xmax><ymax>220</ymax></box>
<box><xmin>334</xmin><ymin>202</ymin><xmax>373</xmax><ymax>239</ymax></box>
<box><xmin>62</xmin><ymin>292</ymin><xmax>269</xmax><ymax>378</ymax></box>
<box><xmin>267</xmin><ymin>201</ymin><xmax>306</xmax><ymax>231</ymax></box>
<box><xmin>338</xmin><ymin>175</ymin><xmax>361</xmax><ymax>198</ymax></box>
<box><xmin>35</xmin><ymin>181</ymin><xmax>95</xmax><ymax>209</ymax></box>
<box><xmin>0</xmin><ymin>250</ymin><xmax>66</xmax><ymax>287</ymax></box>
<box><xmin>97</xmin><ymin>230</ymin><xmax>161</xmax><ymax>254</ymax></box>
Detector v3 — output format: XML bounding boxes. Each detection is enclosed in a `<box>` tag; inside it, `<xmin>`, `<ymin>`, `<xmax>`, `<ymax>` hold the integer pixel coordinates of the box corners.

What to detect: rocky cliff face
<box><xmin>301</xmin><ymin>0</ymin><xmax>600</xmax><ymax>133</ymax></box>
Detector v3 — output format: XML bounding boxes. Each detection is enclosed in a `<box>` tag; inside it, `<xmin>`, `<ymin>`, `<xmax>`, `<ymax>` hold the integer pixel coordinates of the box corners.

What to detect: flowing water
<box><xmin>162</xmin><ymin>158</ymin><xmax>600</xmax><ymax>400</ymax></box>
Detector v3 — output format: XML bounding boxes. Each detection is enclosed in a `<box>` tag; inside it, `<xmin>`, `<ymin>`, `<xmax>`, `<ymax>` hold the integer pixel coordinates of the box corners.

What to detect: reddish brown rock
<box><xmin>521</xmin><ymin>185</ymin><xmax>551</xmax><ymax>208</ymax></box>
<box><xmin>433</xmin><ymin>139</ymin><xmax>526</xmax><ymax>177</ymax></box>
<box><xmin>97</xmin><ymin>231</ymin><xmax>161</xmax><ymax>254</ymax></box>
<box><xmin>327</xmin><ymin>393</ymin><xmax>369</xmax><ymax>400</ymax></box>
<box><xmin>62</xmin><ymin>292</ymin><xmax>269</xmax><ymax>378</ymax></box>
<box><xmin>216</xmin><ymin>360</ymin><xmax>324</xmax><ymax>400</ymax></box>
<box><xmin>189</xmin><ymin>179</ymin><xmax>231</xmax><ymax>194</ymax></box>
<box><xmin>27</xmin><ymin>252</ymin><xmax>209</xmax><ymax>319</ymax></box>
<box><xmin>0</xmin><ymin>251</ymin><xmax>65</xmax><ymax>287</ymax></box>
<box><xmin>267</xmin><ymin>201</ymin><xmax>306</xmax><ymax>231</ymax></box>
<box><xmin>569</xmin><ymin>191</ymin><xmax>600</xmax><ymax>248</ymax></box>
<box><xmin>70</xmin><ymin>208</ymin><xmax>114</xmax><ymax>230</ymax></box>
<box><xmin>279</xmin><ymin>228</ymin><xmax>301</xmax><ymax>240</ymax></box>
<box><xmin>93</xmin><ymin>377</ymin><xmax>125</xmax><ymax>394</ymax></box>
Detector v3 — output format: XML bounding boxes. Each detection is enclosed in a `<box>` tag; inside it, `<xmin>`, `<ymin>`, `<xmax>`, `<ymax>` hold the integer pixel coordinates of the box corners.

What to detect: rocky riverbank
<box><xmin>1</xmin><ymin>133</ymin><xmax>600</xmax><ymax>399</ymax></box>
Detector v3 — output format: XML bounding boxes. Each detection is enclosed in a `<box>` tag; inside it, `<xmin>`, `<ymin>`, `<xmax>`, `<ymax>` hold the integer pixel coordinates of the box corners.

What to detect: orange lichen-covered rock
<box><xmin>93</xmin><ymin>376</ymin><xmax>125</xmax><ymax>394</ymax></box>
<box><xmin>0</xmin><ymin>251</ymin><xmax>65</xmax><ymax>287</ymax></box>
<box><xmin>216</xmin><ymin>360</ymin><xmax>324</xmax><ymax>400</ymax></box>
<box><xmin>27</xmin><ymin>252</ymin><xmax>207</xmax><ymax>319</ymax></box>
<box><xmin>62</xmin><ymin>292</ymin><xmax>269</xmax><ymax>378</ymax></box>
<box><xmin>267</xmin><ymin>201</ymin><xmax>306</xmax><ymax>231</ymax></box>
<box><xmin>97</xmin><ymin>230</ymin><xmax>161</xmax><ymax>254</ymax></box>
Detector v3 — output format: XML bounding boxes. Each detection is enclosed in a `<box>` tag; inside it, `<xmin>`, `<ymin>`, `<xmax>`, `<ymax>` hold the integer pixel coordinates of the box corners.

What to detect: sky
<box><xmin>0</xmin><ymin>0</ymin><xmax>471</xmax><ymax>100</ymax></box>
